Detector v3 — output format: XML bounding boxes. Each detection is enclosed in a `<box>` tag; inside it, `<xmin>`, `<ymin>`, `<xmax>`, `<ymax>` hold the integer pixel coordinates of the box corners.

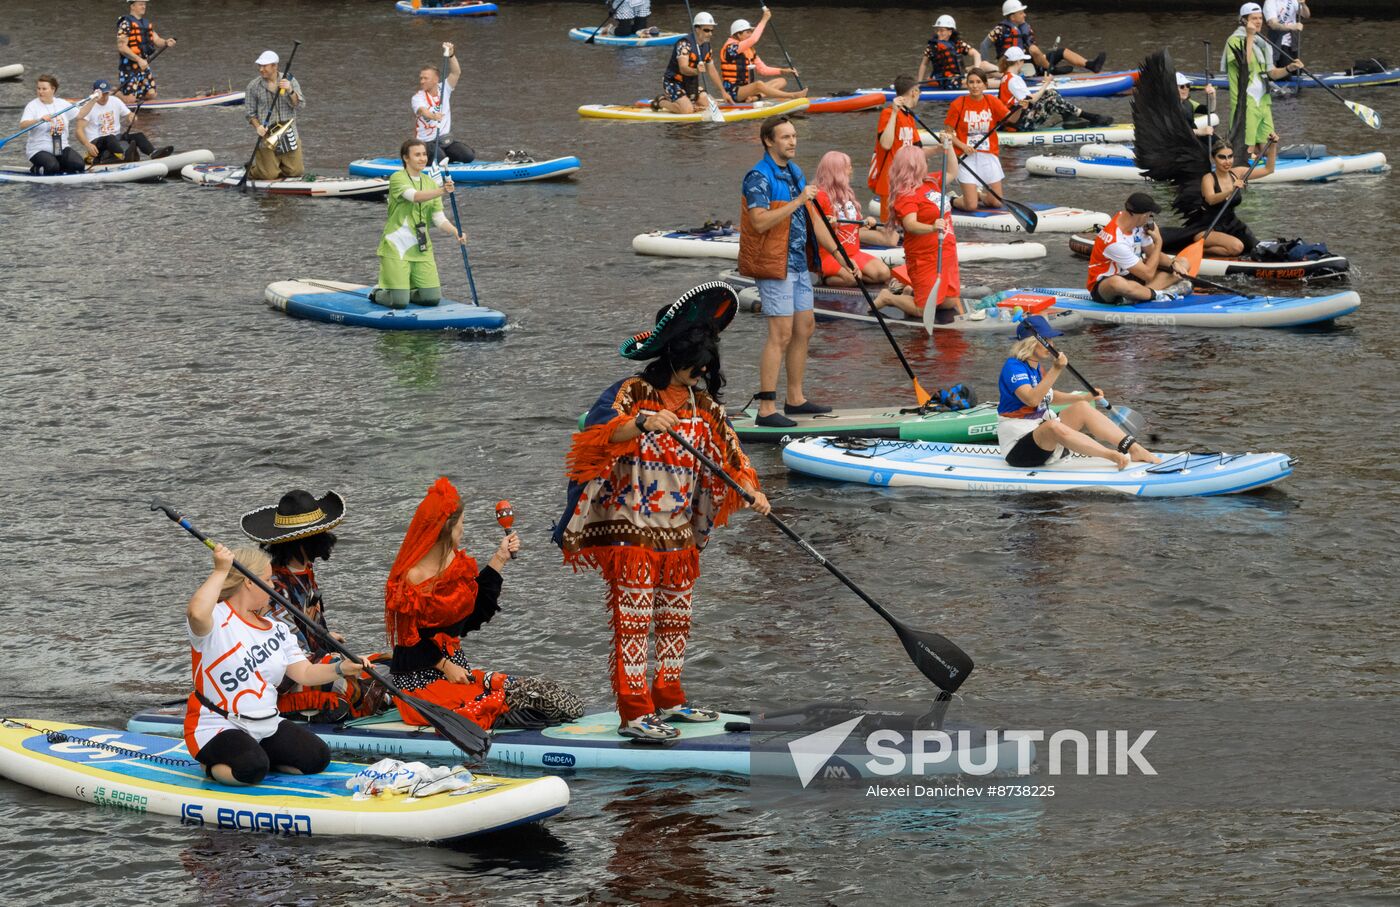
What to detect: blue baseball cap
<box><xmin>1015</xmin><ymin>314</ymin><xmax>1063</xmax><ymax>340</ymax></box>
<box><xmin>93</xmin><ymin>79</ymin><xmax>112</xmax><ymax>92</ymax></box>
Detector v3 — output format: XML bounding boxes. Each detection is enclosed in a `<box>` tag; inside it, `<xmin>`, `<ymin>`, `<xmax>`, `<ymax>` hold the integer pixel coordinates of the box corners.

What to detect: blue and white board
<box><xmin>568</xmin><ymin>27</ymin><xmax>684</xmax><ymax>47</ymax></box>
<box><xmin>264</xmin><ymin>279</ymin><xmax>507</xmax><ymax>332</ymax></box>
<box><xmin>783</xmin><ymin>438</ymin><xmax>1295</xmax><ymax>497</ymax></box>
<box><xmin>1027</xmin><ymin>151</ymin><xmax>1386</xmax><ymax>183</ymax></box>
<box><xmin>347</xmin><ymin>156</ymin><xmax>581</xmax><ymax>183</ymax></box>
<box><xmin>394</xmin><ymin>0</ymin><xmax>498</xmax><ymax>16</ymax></box>
<box><xmin>865</xmin><ymin>198</ymin><xmax>1108</xmax><ymax>234</ymax></box>
<box><xmin>1182</xmin><ymin>66</ymin><xmax>1400</xmax><ymax>89</ymax></box>
<box><xmin>1012</xmin><ymin>286</ymin><xmax>1360</xmax><ymax>328</ymax></box>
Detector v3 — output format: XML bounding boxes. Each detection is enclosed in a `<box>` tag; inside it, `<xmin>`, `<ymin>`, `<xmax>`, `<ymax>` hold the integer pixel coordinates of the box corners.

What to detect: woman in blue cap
<box><xmin>997</xmin><ymin>315</ymin><xmax>1161</xmax><ymax>470</ymax></box>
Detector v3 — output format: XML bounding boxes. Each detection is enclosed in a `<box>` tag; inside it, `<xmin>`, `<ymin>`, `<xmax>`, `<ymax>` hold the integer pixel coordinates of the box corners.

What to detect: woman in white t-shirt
<box><xmin>185</xmin><ymin>543</ymin><xmax>366</xmax><ymax>786</ymax></box>
<box><xmin>413</xmin><ymin>42</ymin><xmax>475</xmax><ymax>164</ymax></box>
<box><xmin>17</xmin><ymin>74</ymin><xmax>97</xmax><ymax>175</ymax></box>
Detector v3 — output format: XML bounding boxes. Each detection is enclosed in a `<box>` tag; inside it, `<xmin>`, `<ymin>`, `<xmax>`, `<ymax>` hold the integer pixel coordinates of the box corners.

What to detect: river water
<box><xmin>1</xmin><ymin>2</ymin><xmax>1397</xmax><ymax>904</ymax></box>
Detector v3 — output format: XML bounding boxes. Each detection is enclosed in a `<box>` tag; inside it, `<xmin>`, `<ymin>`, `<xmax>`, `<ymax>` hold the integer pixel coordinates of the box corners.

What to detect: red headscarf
<box><xmin>384</xmin><ymin>477</ymin><xmax>480</xmax><ymax>649</ymax></box>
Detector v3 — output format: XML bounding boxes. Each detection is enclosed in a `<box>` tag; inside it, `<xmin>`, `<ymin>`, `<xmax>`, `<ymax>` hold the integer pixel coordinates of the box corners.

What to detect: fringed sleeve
<box><xmin>565</xmin><ymin>378</ymin><xmax>645</xmax><ymax>484</ymax></box>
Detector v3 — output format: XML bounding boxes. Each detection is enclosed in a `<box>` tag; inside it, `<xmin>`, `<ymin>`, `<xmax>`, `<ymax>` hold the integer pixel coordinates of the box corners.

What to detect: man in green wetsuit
<box><xmin>372</xmin><ymin>138</ymin><xmax>468</xmax><ymax>309</ymax></box>
<box><xmin>1223</xmin><ymin>3</ymin><xmax>1304</xmax><ymax>156</ymax></box>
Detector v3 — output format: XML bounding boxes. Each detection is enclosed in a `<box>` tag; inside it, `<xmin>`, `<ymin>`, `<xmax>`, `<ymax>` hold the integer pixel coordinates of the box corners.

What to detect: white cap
<box><xmin>1002</xmin><ymin>0</ymin><xmax>1028</xmax><ymax>15</ymax></box>
<box><xmin>934</xmin><ymin>14</ymin><xmax>956</xmax><ymax>29</ymax></box>
<box><xmin>1239</xmin><ymin>2</ymin><xmax>1262</xmax><ymax>16</ymax></box>
<box><xmin>692</xmin><ymin>11</ymin><xmax>715</xmax><ymax>27</ymax></box>
<box><xmin>1004</xmin><ymin>46</ymin><xmax>1030</xmax><ymax>62</ymax></box>
<box><xmin>1175</xmin><ymin>71</ymin><xmax>1192</xmax><ymax>86</ymax></box>
<box><xmin>255</xmin><ymin>50</ymin><xmax>279</xmax><ymax>66</ymax></box>
<box><xmin>730</xmin><ymin>18</ymin><xmax>753</xmax><ymax>35</ymax></box>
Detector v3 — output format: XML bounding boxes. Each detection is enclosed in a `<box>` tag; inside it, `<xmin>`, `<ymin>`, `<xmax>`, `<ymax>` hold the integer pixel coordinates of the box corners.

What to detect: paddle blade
<box><xmin>704</xmin><ymin>97</ymin><xmax>726</xmax><ymax>123</ymax></box>
<box><xmin>893</xmin><ymin>622</ymin><xmax>975</xmax><ymax>694</ymax></box>
<box><xmin>393</xmin><ymin>689</ymin><xmax>492</xmax><ymax>759</ymax></box>
<box><xmin>1178</xmin><ymin>239</ymin><xmax>1205</xmax><ymax>277</ymax></box>
<box><xmin>1346</xmin><ymin>100</ymin><xmax>1382</xmax><ymax>130</ymax></box>
<box><xmin>913</xmin><ymin>379</ymin><xmax>933</xmax><ymax>407</ymax></box>
<box><xmin>922</xmin><ymin>274</ymin><xmax>943</xmax><ymax>334</ymax></box>
<box><xmin>1006</xmin><ymin>199</ymin><xmax>1039</xmax><ymax>233</ymax></box>
<box><xmin>1102</xmin><ymin>402</ymin><xmax>1148</xmax><ymax>438</ymax></box>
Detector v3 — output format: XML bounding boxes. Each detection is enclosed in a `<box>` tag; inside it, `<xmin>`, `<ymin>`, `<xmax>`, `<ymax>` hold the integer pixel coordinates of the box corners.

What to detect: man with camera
<box><xmin>1085</xmin><ymin>192</ymin><xmax>1192</xmax><ymax>305</ymax></box>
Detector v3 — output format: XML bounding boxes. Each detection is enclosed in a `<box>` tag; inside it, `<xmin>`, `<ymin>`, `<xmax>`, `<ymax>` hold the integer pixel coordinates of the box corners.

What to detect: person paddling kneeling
<box><xmin>371</xmin><ymin>139</ymin><xmax>467</xmax><ymax>309</ymax></box>
<box><xmin>998</xmin><ymin>315</ymin><xmax>1160</xmax><ymax>471</ymax></box>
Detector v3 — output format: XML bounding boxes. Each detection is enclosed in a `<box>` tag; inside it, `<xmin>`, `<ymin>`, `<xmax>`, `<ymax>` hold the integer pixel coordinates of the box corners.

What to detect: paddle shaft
<box><xmin>904</xmin><ymin>105</ymin><xmax>1036</xmax><ymax>231</ymax></box>
<box><xmin>811</xmin><ymin>197</ymin><xmax>930</xmax><ymax>404</ymax></box>
<box><xmin>1254</xmin><ymin>31</ymin><xmax>1346</xmax><ymax>105</ymax></box>
<box><xmin>1196</xmin><ymin>139</ymin><xmax>1269</xmax><ymax>246</ymax></box>
<box><xmin>586</xmin><ymin>0</ymin><xmax>623</xmax><ymax>43</ymax></box>
<box><xmin>0</xmin><ymin>92</ymin><xmax>97</xmax><ymax>150</ymax></box>
<box><xmin>678</xmin><ymin>0</ymin><xmax>722</xmax><ymax>112</ymax></box>
<box><xmin>1017</xmin><ymin>320</ymin><xmax>1116</xmax><ymax>404</ymax></box>
<box><xmin>1203</xmin><ymin>41</ymin><xmax>1214</xmax><ymax>170</ymax></box>
<box><xmin>433</xmin><ymin>49</ymin><xmax>480</xmax><ymax>305</ymax></box>
<box><xmin>238</xmin><ymin>41</ymin><xmax>301</xmax><ymax>190</ymax></box>
<box><xmin>119</xmin><ymin>42</ymin><xmax>170</xmax><ymax>141</ymax></box>
<box><xmin>763</xmin><ymin>6</ymin><xmax>804</xmax><ymax>90</ymax></box>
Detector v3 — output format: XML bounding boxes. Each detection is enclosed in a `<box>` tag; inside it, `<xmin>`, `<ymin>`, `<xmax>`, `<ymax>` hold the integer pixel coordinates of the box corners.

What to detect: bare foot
<box><xmin>1130</xmin><ymin>445</ymin><xmax>1162</xmax><ymax>465</ymax></box>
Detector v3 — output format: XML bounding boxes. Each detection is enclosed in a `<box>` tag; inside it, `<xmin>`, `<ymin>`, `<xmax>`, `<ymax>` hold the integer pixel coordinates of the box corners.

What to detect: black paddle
<box><xmin>585</xmin><ymin>1</ymin><xmax>623</xmax><ymax>44</ymax></box>
<box><xmin>151</xmin><ymin>499</ymin><xmax>492</xmax><ymax>760</ymax></box>
<box><xmin>118</xmin><ymin>41</ymin><xmax>170</xmax><ymax>143</ymax></box>
<box><xmin>811</xmin><ymin>197</ymin><xmax>935</xmax><ymax>408</ymax></box>
<box><xmin>1177</xmin><ymin>137</ymin><xmax>1272</xmax><ymax>277</ymax></box>
<box><xmin>903</xmin><ymin>106</ymin><xmax>1038</xmax><ymax>233</ymax></box>
<box><xmin>1256</xmin><ymin>32</ymin><xmax>1380</xmax><ymax>129</ymax></box>
<box><xmin>1202</xmin><ymin>41</ymin><xmax>1214</xmax><ymax>171</ymax></box>
<box><xmin>237</xmin><ymin>40</ymin><xmax>301</xmax><ymax>192</ymax></box>
<box><xmin>1012</xmin><ymin>316</ymin><xmax>1148</xmax><ymax>437</ymax></box>
<box><xmin>663</xmin><ymin>431</ymin><xmax>973</xmax><ymax>694</ymax></box>
<box><xmin>430</xmin><ymin>47</ymin><xmax>480</xmax><ymax>305</ymax></box>
<box><xmin>762</xmin><ymin>5</ymin><xmax>804</xmax><ymax>91</ymax></box>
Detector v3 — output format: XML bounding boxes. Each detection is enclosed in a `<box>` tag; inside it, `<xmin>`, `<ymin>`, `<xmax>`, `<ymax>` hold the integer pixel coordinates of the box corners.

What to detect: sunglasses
<box><xmin>697</xmin><ymin>26</ymin><xmax>714</xmax><ymax>32</ymax></box>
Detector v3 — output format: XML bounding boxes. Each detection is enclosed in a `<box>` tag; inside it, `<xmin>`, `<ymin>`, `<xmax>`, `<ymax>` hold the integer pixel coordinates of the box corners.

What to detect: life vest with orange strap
<box><xmin>988</xmin><ymin>19</ymin><xmax>1034</xmax><ymax>59</ymax></box>
<box><xmin>720</xmin><ymin>38</ymin><xmax>756</xmax><ymax>89</ymax></box>
<box><xmin>925</xmin><ymin>37</ymin><xmax>965</xmax><ymax>83</ymax></box>
<box><xmin>664</xmin><ymin>37</ymin><xmax>710</xmax><ymax>86</ymax></box>
<box><xmin>118</xmin><ymin>14</ymin><xmax>154</xmax><ymax>62</ymax></box>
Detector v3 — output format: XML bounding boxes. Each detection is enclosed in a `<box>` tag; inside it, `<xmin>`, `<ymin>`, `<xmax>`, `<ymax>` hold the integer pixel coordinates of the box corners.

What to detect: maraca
<box><xmin>495</xmin><ymin>500</ymin><xmax>517</xmax><ymax>559</ymax></box>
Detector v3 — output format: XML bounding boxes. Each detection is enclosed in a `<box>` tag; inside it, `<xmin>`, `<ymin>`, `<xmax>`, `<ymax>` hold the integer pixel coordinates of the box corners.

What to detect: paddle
<box><xmin>1006</xmin><ymin>300</ymin><xmax>1147</xmax><ymax>437</ymax></box>
<box><xmin>429</xmin><ymin>47</ymin><xmax>481</xmax><ymax>305</ymax></box>
<box><xmin>922</xmin><ymin>135</ymin><xmax>953</xmax><ymax>334</ymax></box>
<box><xmin>585</xmin><ymin>0</ymin><xmax>622</xmax><ymax>43</ymax></box>
<box><xmin>150</xmin><ymin>499</ymin><xmax>492</xmax><ymax>759</ymax></box>
<box><xmin>237</xmin><ymin>40</ymin><xmax>301</xmax><ymax>192</ymax></box>
<box><xmin>665</xmin><ymin>430</ymin><xmax>973</xmax><ymax>694</ymax></box>
<box><xmin>811</xmin><ymin>197</ymin><xmax>933</xmax><ymax>407</ymax></box>
<box><xmin>762</xmin><ymin>5</ymin><xmax>804</xmax><ymax>91</ymax></box>
<box><xmin>904</xmin><ymin>106</ymin><xmax>1038</xmax><ymax>233</ymax></box>
<box><xmin>118</xmin><ymin>42</ymin><xmax>171</xmax><ymax>143</ymax></box>
<box><xmin>0</xmin><ymin>91</ymin><xmax>98</xmax><ymax>151</ymax></box>
<box><xmin>1257</xmin><ymin>32</ymin><xmax>1381</xmax><ymax>129</ymax></box>
<box><xmin>1202</xmin><ymin>41</ymin><xmax>1215</xmax><ymax>170</ymax></box>
<box><xmin>678</xmin><ymin>0</ymin><xmax>725</xmax><ymax>122</ymax></box>
<box><xmin>1176</xmin><ymin>138</ymin><xmax>1271</xmax><ymax>277</ymax></box>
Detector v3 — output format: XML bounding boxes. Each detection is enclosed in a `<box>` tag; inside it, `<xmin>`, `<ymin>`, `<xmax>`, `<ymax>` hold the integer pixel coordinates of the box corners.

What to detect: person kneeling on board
<box><xmin>76</xmin><ymin>78</ymin><xmax>172</xmax><ymax>165</ymax></box>
<box><xmin>246</xmin><ymin>49</ymin><xmax>305</xmax><ymax>180</ymax></box>
<box><xmin>878</xmin><ymin>142</ymin><xmax>962</xmax><ymax>321</ymax></box>
<box><xmin>654</xmin><ymin>12</ymin><xmax>732</xmax><ymax>114</ymax></box>
<box><xmin>996</xmin><ymin>47</ymin><xmax>1112</xmax><ymax>130</ymax></box>
<box><xmin>1087</xmin><ymin>192</ymin><xmax>1193</xmax><ymax>304</ymax></box>
<box><xmin>371</xmin><ymin>139</ymin><xmax>467</xmax><ymax>309</ymax></box>
<box><xmin>601</xmin><ymin>0</ymin><xmax>662</xmax><ymax>38</ymax></box>
<box><xmin>719</xmin><ymin>9</ymin><xmax>807</xmax><ymax>103</ymax></box>
<box><xmin>186</xmin><ymin>544</ymin><xmax>368</xmax><ymax>785</ymax></box>
<box><xmin>998</xmin><ymin>316</ymin><xmax>1160</xmax><ymax>471</ymax></box>
<box><xmin>413</xmin><ymin>42</ymin><xmax>475</xmax><ymax>165</ymax></box>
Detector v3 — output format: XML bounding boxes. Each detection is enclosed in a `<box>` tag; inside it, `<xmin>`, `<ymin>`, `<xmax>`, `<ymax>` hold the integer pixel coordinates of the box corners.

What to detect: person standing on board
<box><xmin>1223</xmin><ymin>3</ymin><xmax>1304</xmax><ymax>157</ymax></box>
<box><xmin>868</xmin><ymin>75</ymin><xmax>929</xmax><ymax>223</ymax></box>
<box><xmin>413</xmin><ymin>42</ymin><xmax>474</xmax><ymax>164</ymax></box>
<box><xmin>116</xmin><ymin>0</ymin><xmax>175</xmax><ymax>105</ymax></box>
<box><xmin>245</xmin><ymin>49</ymin><xmax>305</xmax><ymax>180</ymax></box>
<box><xmin>603</xmin><ymin>0</ymin><xmax>661</xmax><ymax>38</ymax></box>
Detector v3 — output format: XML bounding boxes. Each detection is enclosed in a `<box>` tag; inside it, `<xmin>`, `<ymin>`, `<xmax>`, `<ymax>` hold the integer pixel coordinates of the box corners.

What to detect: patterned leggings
<box><xmin>1018</xmin><ymin>90</ymin><xmax>1080</xmax><ymax>131</ymax></box>
<box><xmin>607</xmin><ymin>571</ymin><xmax>696</xmax><ymax>722</ymax></box>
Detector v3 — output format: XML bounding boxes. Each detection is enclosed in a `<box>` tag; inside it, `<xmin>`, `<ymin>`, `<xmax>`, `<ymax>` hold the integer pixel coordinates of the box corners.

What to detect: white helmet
<box><xmin>934</xmin><ymin>14</ymin><xmax>956</xmax><ymax>29</ymax></box>
<box><xmin>693</xmin><ymin>11</ymin><xmax>715</xmax><ymax>27</ymax></box>
<box><xmin>730</xmin><ymin>18</ymin><xmax>753</xmax><ymax>35</ymax></box>
<box><xmin>1238</xmin><ymin>2</ymin><xmax>1262</xmax><ymax>16</ymax></box>
<box><xmin>1002</xmin><ymin>0</ymin><xmax>1028</xmax><ymax>15</ymax></box>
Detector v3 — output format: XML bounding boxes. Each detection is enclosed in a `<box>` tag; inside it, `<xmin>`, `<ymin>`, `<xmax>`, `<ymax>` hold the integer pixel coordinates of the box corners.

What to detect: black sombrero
<box><xmin>241</xmin><ymin>490</ymin><xmax>346</xmax><ymax>545</ymax></box>
<box><xmin>619</xmin><ymin>282</ymin><xmax>738</xmax><ymax>361</ymax></box>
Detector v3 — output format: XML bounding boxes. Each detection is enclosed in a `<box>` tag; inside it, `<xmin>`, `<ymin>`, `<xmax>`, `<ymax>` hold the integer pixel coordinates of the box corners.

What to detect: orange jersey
<box><xmin>1087</xmin><ymin>215</ymin><xmax>1149</xmax><ymax>289</ymax></box>
<box><xmin>945</xmin><ymin>94</ymin><xmax>1011</xmax><ymax>156</ymax></box>
<box><xmin>867</xmin><ymin>107</ymin><xmax>921</xmax><ymax>198</ymax></box>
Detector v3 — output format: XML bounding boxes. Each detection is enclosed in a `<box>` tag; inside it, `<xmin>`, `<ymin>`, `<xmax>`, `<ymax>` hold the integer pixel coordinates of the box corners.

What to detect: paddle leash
<box><xmin>238</xmin><ymin>40</ymin><xmax>301</xmax><ymax>192</ymax></box>
<box><xmin>1257</xmin><ymin>32</ymin><xmax>1380</xmax><ymax>129</ymax></box>
<box><xmin>151</xmin><ymin>499</ymin><xmax>493</xmax><ymax>760</ymax></box>
<box><xmin>811</xmin><ymin>197</ymin><xmax>933</xmax><ymax>407</ymax></box>
<box><xmin>762</xmin><ymin>5</ymin><xmax>804</xmax><ymax>91</ymax></box>
<box><xmin>904</xmin><ymin>106</ymin><xmax>1038</xmax><ymax>233</ymax></box>
<box><xmin>430</xmin><ymin>46</ymin><xmax>480</xmax><ymax>305</ymax></box>
<box><xmin>586</xmin><ymin>0</ymin><xmax>623</xmax><ymax>44</ymax></box>
<box><xmin>664</xmin><ymin>431</ymin><xmax>973</xmax><ymax>694</ymax></box>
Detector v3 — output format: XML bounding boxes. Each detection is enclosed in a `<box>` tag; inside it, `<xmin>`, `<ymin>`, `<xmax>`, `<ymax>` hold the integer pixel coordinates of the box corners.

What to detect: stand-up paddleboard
<box><xmin>857</xmin><ymin>72</ymin><xmax>1135</xmax><ymax>103</ymax></box>
<box><xmin>140</xmin><ymin>90</ymin><xmax>245</xmax><ymax>109</ymax></box>
<box><xmin>127</xmin><ymin>703</ymin><xmax>1025</xmax><ymax>777</ymax></box>
<box><xmin>0</xmin><ymin>161</ymin><xmax>168</xmax><ymax>186</ymax></box>
<box><xmin>1007</xmin><ymin>287</ymin><xmax>1360</xmax><ymax>328</ymax></box>
<box><xmin>579</xmin><ymin>97</ymin><xmax>808</xmax><ymax>123</ymax></box>
<box><xmin>182</xmin><ymin>164</ymin><xmax>388</xmax><ymax>198</ymax></box>
<box><xmin>629</xmin><ymin>92</ymin><xmax>883</xmax><ymax>114</ymax></box>
<box><xmin>783</xmin><ymin>437</ymin><xmax>1295</xmax><ymax>497</ymax></box>
<box><xmin>569</xmin><ymin>27</ymin><xmax>684</xmax><ymax>47</ymax></box>
<box><xmin>865</xmin><ymin>198</ymin><xmax>1109</xmax><ymax>234</ymax></box>
<box><xmin>1065</xmin><ymin>233</ymin><xmax>1350</xmax><ymax>281</ymax></box>
<box><xmin>1182</xmin><ymin>65</ymin><xmax>1400</xmax><ymax>89</ymax></box>
<box><xmin>347</xmin><ymin>155</ymin><xmax>580</xmax><ymax>183</ymax></box>
<box><xmin>918</xmin><ymin>115</ymin><xmax>1217</xmax><ymax>148</ymax></box>
<box><xmin>633</xmin><ymin>226</ymin><xmax>1047</xmax><ymax>263</ymax></box>
<box><xmin>89</xmin><ymin>148</ymin><xmax>213</xmax><ymax>176</ymax></box>
<box><xmin>395</xmin><ymin>0</ymin><xmax>498</xmax><ymax>16</ymax></box>
<box><xmin>0</xmin><ymin>718</ymin><xmax>567</xmax><ymax>841</ymax></box>
<box><xmin>1025</xmin><ymin>153</ymin><xmax>1351</xmax><ymax>183</ymax></box>
<box><xmin>264</xmin><ymin>279</ymin><xmax>507</xmax><ymax>332</ymax></box>
<box><xmin>0</xmin><ymin>64</ymin><xmax>25</xmax><ymax>81</ymax></box>
<box><xmin>1079</xmin><ymin>142</ymin><xmax>1390</xmax><ymax>177</ymax></box>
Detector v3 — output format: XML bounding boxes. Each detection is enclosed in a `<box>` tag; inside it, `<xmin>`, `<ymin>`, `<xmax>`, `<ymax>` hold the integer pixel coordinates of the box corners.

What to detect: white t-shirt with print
<box><xmin>413</xmin><ymin>80</ymin><xmax>453</xmax><ymax>141</ymax></box>
<box><xmin>83</xmin><ymin>96</ymin><xmax>132</xmax><ymax>139</ymax></box>
<box><xmin>21</xmin><ymin>97</ymin><xmax>78</xmax><ymax>158</ymax></box>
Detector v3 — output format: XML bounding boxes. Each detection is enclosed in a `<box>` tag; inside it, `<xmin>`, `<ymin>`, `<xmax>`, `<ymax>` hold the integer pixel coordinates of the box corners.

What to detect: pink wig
<box><xmin>885</xmin><ymin>145</ymin><xmax>930</xmax><ymax>230</ymax></box>
<box><xmin>811</xmin><ymin>150</ymin><xmax>855</xmax><ymax>214</ymax></box>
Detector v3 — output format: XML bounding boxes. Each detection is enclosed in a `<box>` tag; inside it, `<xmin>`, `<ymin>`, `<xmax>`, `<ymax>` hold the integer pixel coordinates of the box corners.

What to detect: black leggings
<box><xmin>425</xmin><ymin>137</ymin><xmax>475</xmax><ymax>164</ymax></box>
<box><xmin>29</xmin><ymin>148</ymin><xmax>85</xmax><ymax>175</ymax></box>
<box><xmin>94</xmin><ymin>132</ymin><xmax>155</xmax><ymax>160</ymax></box>
<box><xmin>195</xmin><ymin>722</ymin><xmax>330</xmax><ymax>786</ymax></box>
<box><xmin>615</xmin><ymin>15</ymin><xmax>649</xmax><ymax>36</ymax></box>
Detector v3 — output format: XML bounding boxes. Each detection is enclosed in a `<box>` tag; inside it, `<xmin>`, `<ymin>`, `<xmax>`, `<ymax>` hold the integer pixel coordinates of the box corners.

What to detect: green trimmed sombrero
<box><xmin>619</xmin><ymin>282</ymin><xmax>738</xmax><ymax>361</ymax></box>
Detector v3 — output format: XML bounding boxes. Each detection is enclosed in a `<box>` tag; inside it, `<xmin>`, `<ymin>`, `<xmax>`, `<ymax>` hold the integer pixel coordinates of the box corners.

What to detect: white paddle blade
<box><xmin>922</xmin><ymin>276</ymin><xmax>943</xmax><ymax>334</ymax></box>
<box><xmin>1347</xmin><ymin>100</ymin><xmax>1382</xmax><ymax>130</ymax></box>
<box><xmin>704</xmin><ymin>97</ymin><xmax>726</xmax><ymax>123</ymax></box>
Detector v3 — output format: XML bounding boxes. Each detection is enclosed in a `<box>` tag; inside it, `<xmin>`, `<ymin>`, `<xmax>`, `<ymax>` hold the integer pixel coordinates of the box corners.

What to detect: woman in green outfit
<box><xmin>370</xmin><ymin>138</ymin><xmax>468</xmax><ymax>309</ymax></box>
<box><xmin>1223</xmin><ymin>3</ymin><xmax>1304</xmax><ymax>157</ymax></box>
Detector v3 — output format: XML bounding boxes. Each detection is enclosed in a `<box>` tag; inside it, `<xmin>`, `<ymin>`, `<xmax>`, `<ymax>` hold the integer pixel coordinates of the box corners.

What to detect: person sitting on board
<box><xmin>944</xmin><ymin>68</ymin><xmax>1021</xmax><ymax>211</ymax></box>
<box><xmin>654</xmin><ymin>12</ymin><xmax>732</xmax><ymax>114</ymax></box>
<box><xmin>241</xmin><ymin>490</ymin><xmax>382</xmax><ymax>724</ymax></box>
<box><xmin>387</xmin><ymin>477</ymin><xmax>583</xmax><ymax>733</ymax></box>
<box><xmin>1176</xmin><ymin>71</ymin><xmax>1218</xmax><ymax>138</ymax></box>
<box><xmin>115</xmin><ymin>0</ymin><xmax>174</xmax><ymax>105</ymax></box>
<box><xmin>185</xmin><ymin>543</ymin><xmax>367</xmax><ymax>786</ymax></box>
<box><xmin>997</xmin><ymin>46</ymin><xmax>1113</xmax><ymax>130</ymax></box>
<box><xmin>719</xmin><ymin>9</ymin><xmax>807</xmax><ymax>103</ymax></box>
<box><xmin>878</xmin><ymin>143</ymin><xmax>962</xmax><ymax>322</ymax></box>
<box><xmin>19</xmin><ymin>75</ymin><xmax>97</xmax><ymax>175</ymax></box>
<box><xmin>1262</xmin><ymin>0</ymin><xmax>1308</xmax><ymax>68</ymax></box>
<box><xmin>985</xmin><ymin>0</ymin><xmax>1105</xmax><ymax>76</ymax></box>
<box><xmin>868</xmin><ymin>75</ymin><xmax>934</xmax><ymax>223</ymax></box>
<box><xmin>1223</xmin><ymin>3</ymin><xmax>1304</xmax><ymax>158</ymax></box>
<box><xmin>413</xmin><ymin>42</ymin><xmax>474</xmax><ymax>165</ymax></box>
<box><xmin>245</xmin><ymin>50</ymin><xmax>305</xmax><ymax>180</ymax></box>
<box><xmin>812</xmin><ymin>150</ymin><xmax>897</xmax><ymax>288</ymax></box>
<box><xmin>76</xmin><ymin>78</ymin><xmax>172</xmax><ymax>165</ymax></box>
<box><xmin>997</xmin><ymin>315</ymin><xmax>1160</xmax><ymax>471</ymax></box>
<box><xmin>600</xmin><ymin>0</ymin><xmax>662</xmax><ymax>38</ymax></box>
<box><xmin>370</xmin><ymin>139</ymin><xmax>467</xmax><ymax>309</ymax></box>
<box><xmin>918</xmin><ymin>14</ymin><xmax>994</xmax><ymax>89</ymax></box>
<box><xmin>1179</xmin><ymin>136</ymin><xmax>1277</xmax><ymax>257</ymax></box>
<box><xmin>1086</xmin><ymin>192</ymin><xmax>1193</xmax><ymax>304</ymax></box>
<box><xmin>554</xmin><ymin>283</ymin><xmax>770</xmax><ymax>741</ymax></box>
